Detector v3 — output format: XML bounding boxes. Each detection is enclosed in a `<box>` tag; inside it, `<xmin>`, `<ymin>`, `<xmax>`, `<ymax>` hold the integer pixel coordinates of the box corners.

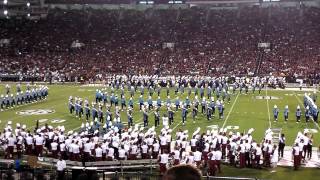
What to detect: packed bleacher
<box><xmin>0</xmin><ymin>7</ymin><xmax>319</xmax><ymax>82</ymax></box>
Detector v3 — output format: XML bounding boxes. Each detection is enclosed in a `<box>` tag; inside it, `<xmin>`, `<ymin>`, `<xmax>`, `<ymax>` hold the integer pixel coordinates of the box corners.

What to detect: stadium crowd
<box><xmin>0</xmin><ymin>7</ymin><xmax>319</xmax><ymax>83</ymax></box>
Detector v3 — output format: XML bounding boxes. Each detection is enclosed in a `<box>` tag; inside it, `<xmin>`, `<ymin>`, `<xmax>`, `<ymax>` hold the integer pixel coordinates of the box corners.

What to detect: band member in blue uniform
<box><xmin>206</xmin><ymin>103</ymin><xmax>212</xmax><ymax>121</ymax></box>
<box><xmin>218</xmin><ymin>101</ymin><xmax>224</xmax><ymax>119</ymax></box>
<box><xmin>127</xmin><ymin>107</ymin><xmax>133</xmax><ymax>127</ymax></box>
<box><xmin>148</xmin><ymin>96</ymin><xmax>153</xmax><ymax>110</ymax></box>
<box><xmin>209</xmin><ymin>97</ymin><xmax>215</xmax><ymax>117</ymax></box>
<box><xmin>139</xmin><ymin>95</ymin><xmax>144</xmax><ymax>111</ymax></box>
<box><xmin>273</xmin><ymin>105</ymin><xmax>279</xmax><ymax>122</ymax></box>
<box><xmin>154</xmin><ymin>108</ymin><xmax>160</xmax><ymax>127</ymax></box>
<box><xmin>157</xmin><ymin>96</ymin><xmax>162</xmax><ymax>108</ymax></box>
<box><xmin>98</xmin><ymin>106</ymin><xmax>104</xmax><ymax>123</ymax></box>
<box><xmin>182</xmin><ymin>104</ymin><xmax>188</xmax><ymax>125</ymax></box>
<box><xmin>79</xmin><ymin>99</ymin><xmax>83</xmax><ymax>118</ymax></box>
<box><xmin>284</xmin><ymin>105</ymin><xmax>289</xmax><ymax>122</ymax></box>
<box><xmin>200</xmin><ymin>86</ymin><xmax>204</xmax><ymax>99</ymax></box>
<box><xmin>114</xmin><ymin>95</ymin><xmax>119</xmax><ymax>107</ymax></box>
<box><xmin>143</xmin><ymin>106</ymin><xmax>149</xmax><ymax>127</ymax></box>
<box><xmin>84</xmin><ymin>100</ymin><xmax>90</xmax><ymax>120</ymax></box>
<box><xmin>185</xmin><ymin>97</ymin><xmax>190</xmax><ymax>108</ymax></box>
<box><xmin>68</xmin><ymin>96</ymin><xmax>74</xmax><ymax>114</ymax></box>
<box><xmin>126</xmin><ymin>97</ymin><xmax>132</xmax><ymax>109</ymax></box>
<box><xmin>201</xmin><ymin>97</ymin><xmax>206</xmax><ymax>114</ymax></box>
<box><xmin>166</xmin><ymin>96</ymin><xmax>171</xmax><ymax>108</ymax></box>
<box><xmin>296</xmin><ymin>105</ymin><xmax>301</xmax><ymax>122</ymax></box>
<box><xmin>192</xmin><ymin>104</ymin><xmax>197</xmax><ymax>123</ymax></box>
<box><xmin>175</xmin><ymin>97</ymin><xmax>180</xmax><ymax>111</ymax></box>
<box><xmin>121</xmin><ymin>96</ymin><xmax>126</xmax><ymax>110</ymax></box>
<box><xmin>91</xmin><ymin>103</ymin><xmax>98</xmax><ymax>121</ymax></box>
<box><xmin>305</xmin><ymin>106</ymin><xmax>311</xmax><ymax>122</ymax></box>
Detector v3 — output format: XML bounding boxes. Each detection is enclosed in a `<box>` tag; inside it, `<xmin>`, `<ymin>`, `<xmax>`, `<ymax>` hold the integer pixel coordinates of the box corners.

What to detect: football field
<box><xmin>0</xmin><ymin>83</ymin><xmax>319</xmax><ymax>179</ymax></box>
<box><xmin>0</xmin><ymin>83</ymin><xmax>318</xmax><ymax>145</ymax></box>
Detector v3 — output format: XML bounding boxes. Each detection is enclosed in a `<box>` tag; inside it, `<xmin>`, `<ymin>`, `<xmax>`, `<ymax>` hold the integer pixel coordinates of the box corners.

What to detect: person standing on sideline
<box><xmin>56</xmin><ymin>156</ymin><xmax>66</xmax><ymax>180</ymax></box>
<box><xmin>278</xmin><ymin>134</ymin><xmax>285</xmax><ymax>158</ymax></box>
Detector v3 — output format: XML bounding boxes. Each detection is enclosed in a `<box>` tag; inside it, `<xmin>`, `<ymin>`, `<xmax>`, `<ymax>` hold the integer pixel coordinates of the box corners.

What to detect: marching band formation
<box><xmin>0</xmin><ymin>120</ymin><xmax>315</xmax><ymax>175</ymax></box>
<box><xmin>0</xmin><ymin>84</ymin><xmax>49</xmax><ymax>111</ymax></box>
<box><xmin>0</xmin><ymin>75</ymin><xmax>318</xmax><ymax>175</ymax></box>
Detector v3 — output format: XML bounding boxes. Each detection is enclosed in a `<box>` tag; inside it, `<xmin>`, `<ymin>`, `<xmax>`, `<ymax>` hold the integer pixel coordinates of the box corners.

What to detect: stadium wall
<box><xmin>45</xmin><ymin>1</ymin><xmax>320</xmax><ymax>10</ymax></box>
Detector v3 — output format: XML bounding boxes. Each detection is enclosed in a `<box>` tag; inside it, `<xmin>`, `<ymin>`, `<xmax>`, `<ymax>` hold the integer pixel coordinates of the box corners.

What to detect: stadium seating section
<box><xmin>0</xmin><ymin>7</ymin><xmax>319</xmax><ymax>81</ymax></box>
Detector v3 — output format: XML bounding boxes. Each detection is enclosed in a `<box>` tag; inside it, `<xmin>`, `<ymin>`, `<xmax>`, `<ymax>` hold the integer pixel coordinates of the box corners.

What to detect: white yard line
<box><xmin>265</xmin><ymin>87</ymin><xmax>272</xmax><ymax>128</ymax></box>
<box><xmin>172</xmin><ymin>108</ymin><xmax>195</xmax><ymax>131</ymax></box>
<box><xmin>71</xmin><ymin>126</ymin><xmax>81</xmax><ymax>131</ymax></box>
<box><xmin>134</xmin><ymin>109</ymin><xmax>155</xmax><ymax>124</ymax></box>
<box><xmin>172</xmin><ymin>121</ymin><xmax>182</xmax><ymax>131</ymax></box>
<box><xmin>222</xmin><ymin>92</ymin><xmax>240</xmax><ymax>129</ymax></box>
<box><xmin>293</xmin><ymin>91</ymin><xmax>320</xmax><ymax>130</ymax></box>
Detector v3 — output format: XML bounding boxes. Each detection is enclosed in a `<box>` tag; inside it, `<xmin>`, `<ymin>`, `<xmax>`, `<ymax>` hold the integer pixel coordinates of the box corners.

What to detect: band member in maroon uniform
<box><xmin>238</xmin><ymin>141</ymin><xmax>246</xmax><ymax>168</ymax></box>
<box><xmin>207</xmin><ymin>148</ymin><xmax>217</xmax><ymax>176</ymax></box>
<box><xmin>293</xmin><ymin>143</ymin><xmax>300</xmax><ymax>170</ymax></box>
<box><xmin>171</xmin><ymin>147</ymin><xmax>181</xmax><ymax>165</ymax></box>
<box><xmin>159</xmin><ymin>149</ymin><xmax>169</xmax><ymax>175</ymax></box>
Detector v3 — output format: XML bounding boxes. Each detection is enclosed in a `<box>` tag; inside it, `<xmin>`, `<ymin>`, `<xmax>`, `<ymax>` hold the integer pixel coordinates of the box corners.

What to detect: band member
<box><xmin>159</xmin><ymin>149</ymin><xmax>169</xmax><ymax>175</ymax></box>
<box><xmin>168</xmin><ymin>107</ymin><xmax>174</xmax><ymax>125</ymax></box>
<box><xmin>139</xmin><ymin>95</ymin><xmax>144</xmax><ymax>110</ymax></box>
<box><xmin>154</xmin><ymin>109</ymin><xmax>160</xmax><ymax>127</ymax></box>
<box><xmin>284</xmin><ymin>105</ymin><xmax>289</xmax><ymax>122</ymax></box>
<box><xmin>207</xmin><ymin>148</ymin><xmax>217</xmax><ymax>176</ymax></box>
<box><xmin>238</xmin><ymin>141</ymin><xmax>246</xmax><ymax>168</ymax></box>
<box><xmin>175</xmin><ymin>97</ymin><xmax>180</xmax><ymax>111</ymax></box>
<box><xmin>215</xmin><ymin>147</ymin><xmax>222</xmax><ymax>173</ymax></box>
<box><xmin>305</xmin><ymin>106</ymin><xmax>311</xmax><ymax>122</ymax></box>
<box><xmin>148</xmin><ymin>96</ymin><xmax>153</xmax><ymax>110</ymax></box>
<box><xmin>153</xmin><ymin>141</ymin><xmax>160</xmax><ymax>159</ymax></box>
<box><xmin>127</xmin><ymin>108</ymin><xmax>133</xmax><ymax>127</ymax></box>
<box><xmin>255</xmin><ymin>144</ymin><xmax>262</xmax><ymax>169</ymax></box>
<box><xmin>293</xmin><ymin>143</ymin><xmax>300</xmax><ymax>170</ymax></box>
<box><xmin>182</xmin><ymin>105</ymin><xmax>188</xmax><ymax>126</ymax></box>
<box><xmin>273</xmin><ymin>105</ymin><xmax>279</xmax><ymax>122</ymax></box>
<box><xmin>141</xmin><ymin>143</ymin><xmax>149</xmax><ymax>159</ymax></box>
<box><xmin>278</xmin><ymin>134</ymin><xmax>285</xmax><ymax>158</ymax></box>
<box><xmin>306</xmin><ymin>135</ymin><xmax>313</xmax><ymax>159</ymax></box>
<box><xmin>296</xmin><ymin>105</ymin><xmax>301</xmax><ymax>122</ymax></box>
<box><xmin>194</xmin><ymin>149</ymin><xmax>202</xmax><ymax>168</ymax></box>
<box><xmin>143</xmin><ymin>106</ymin><xmax>149</xmax><ymax>127</ymax></box>
<box><xmin>172</xmin><ymin>147</ymin><xmax>180</xmax><ymax>165</ymax></box>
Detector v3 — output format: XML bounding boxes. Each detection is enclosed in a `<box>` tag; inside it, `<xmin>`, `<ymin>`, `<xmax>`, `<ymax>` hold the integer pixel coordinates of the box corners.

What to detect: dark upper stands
<box><xmin>0</xmin><ymin>7</ymin><xmax>319</xmax><ymax>81</ymax></box>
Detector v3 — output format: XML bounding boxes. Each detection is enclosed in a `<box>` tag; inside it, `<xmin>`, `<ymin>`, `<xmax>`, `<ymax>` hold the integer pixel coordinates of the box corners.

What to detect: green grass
<box><xmin>0</xmin><ymin>83</ymin><xmax>319</xmax><ymax>179</ymax></box>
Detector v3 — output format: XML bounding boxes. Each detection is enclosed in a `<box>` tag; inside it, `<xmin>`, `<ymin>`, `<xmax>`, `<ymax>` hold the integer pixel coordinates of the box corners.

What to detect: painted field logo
<box><xmin>226</xmin><ymin>126</ymin><xmax>239</xmax><ymax>130</ymax></box>
<box><xmin>284</xmin><ymin>93</ymin><xmax>304</xmax><ymax>96</ymax></box>
<box><xmin>51</xmin><ymin>119</ymin><xmax>66</xmax><ymax>123</ymax></box>
<box><xmin>78</xmin><ymin>89</ymin><xmax>94</xmax><ymax>92</ymax></box>
<box><xmin>255</xmin><ymin>96</ymin><xmax>280</xmax><ymax>100</ymax></box>
<box><xmin>17</xmin><ymin>109</ymin><xmax>55</xmax><ymax>115</ymax></box>
<box><xmin>304</xmin><ymin>129</ymin><xmax>318</xmax><ymax>133</ymax></box>
<box><xmin>38</xmin><ymin>119</ymin><xmax>48</xmax><ymax>123</ymax></box>
<box><xmin>207</xmin><ymin>125</ymin><xmax>219</xmax><ymax>129</ymax></box>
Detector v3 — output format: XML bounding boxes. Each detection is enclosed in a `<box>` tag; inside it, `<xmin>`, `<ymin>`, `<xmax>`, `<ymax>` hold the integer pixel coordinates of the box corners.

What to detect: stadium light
<box><xmin>3</xmin><ymin>10</ymin><xmax>8</xmax><ymax>15</ymax></box>
<box><xmin>27</xmin><ymin>2</ymin><xmax>30</xmax><ymax>7</ymax></box>
<box><xmin>3</xmin><ymin>0</ymin><xmax>7</xmax><ymax>5</ymax></box>
<box><xmin>139</xmin><ymin>0</ymin><xmax>154</xmax><ymax>4</ymax></box>
<box><xmin>168</xmin><ymin>0</ymin><xmax>183</xmax><ymax>4</ymax></box>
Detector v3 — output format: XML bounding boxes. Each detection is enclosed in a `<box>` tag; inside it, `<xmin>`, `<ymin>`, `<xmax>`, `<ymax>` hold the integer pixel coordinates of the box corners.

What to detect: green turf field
<box><xmin>0</xmin><ymin>83</ymin><xmax>319</xmax><ymax>180</ymax></box>
<box><xmin>0</xmin><ymin>83</ymin><xmax>319</xmax><ymax>145</ymax></box>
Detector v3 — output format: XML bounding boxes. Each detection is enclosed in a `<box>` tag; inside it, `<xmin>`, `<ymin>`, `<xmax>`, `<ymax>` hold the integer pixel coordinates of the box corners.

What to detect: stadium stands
<box><xmin>0</xmin><ymin>7</ymin><xmax>319</xmax><ymax>82</ymax></box>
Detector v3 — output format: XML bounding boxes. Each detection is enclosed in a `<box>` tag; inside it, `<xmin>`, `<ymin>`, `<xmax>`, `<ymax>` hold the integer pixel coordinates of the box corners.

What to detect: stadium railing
<box><xmin>0</xmin><ymin>157</ymin><xmax>263</xmax><ymax>180</ymax></box>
